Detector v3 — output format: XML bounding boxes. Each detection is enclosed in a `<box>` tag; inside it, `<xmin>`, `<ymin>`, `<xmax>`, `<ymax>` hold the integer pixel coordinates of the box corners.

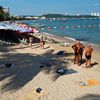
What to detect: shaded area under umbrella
<box><xmin>0</xmin><ymin>22</ymin><xmax>40</xmax><ymax>44</ymax></box>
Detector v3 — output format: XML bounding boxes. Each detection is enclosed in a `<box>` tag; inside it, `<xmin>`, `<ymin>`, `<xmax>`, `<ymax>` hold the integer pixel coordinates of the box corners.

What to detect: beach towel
<box><xmin>56</xmin><ymin>68</ymin><xmax>77</xmax><ymax>75</ymax></box>
<box><xmin>56</xmin><ymin>68</ymin><xmax>66</xmax><ymax>75</ymax></box>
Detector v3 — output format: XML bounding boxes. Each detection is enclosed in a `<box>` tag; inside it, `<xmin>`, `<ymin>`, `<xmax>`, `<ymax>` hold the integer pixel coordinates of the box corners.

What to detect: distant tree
<box><xmin>41</xmin><ymin>14</ymin><xmax>99</xmax><ymax>19</ymax></box>
<box><xmin>4</xmin><ymin>12</ymin><xmax>10</xmax><ymax>20</ymax></box>
<box><xmin>0</xmin><ymin>6</ymin><xmax>4</xmax><ymax>21</ymax></box>
<box><xmin>42</xmin><ymin>14</ymin><xmax>67</xmax><ymax>18</ymax></box>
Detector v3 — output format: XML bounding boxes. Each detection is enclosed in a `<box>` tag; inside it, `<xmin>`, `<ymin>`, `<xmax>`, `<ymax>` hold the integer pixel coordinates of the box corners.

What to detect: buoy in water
<box><xmin>88</xmin><ymin>25</ymin><xmax>91</xmax><ymax>27</ymax></box>
<box><xmin>66</xmin><ymin>26</ymin><xmax>69</xmax><ymax>28</ymax></box>
<box><xmin>48</xmin><ymin>27</ymin><xmax>52</xmax><ymax>30</ymax></box>
<box><xmin>60</xmin><ymin>26</ymin><xmax>64</xmax><ymax>29</ymax></box>
<box><xmin>41</xmin><ymin>28</ymin><xmax>44</xmax><ymax>30</ymax></box>
<box><xmin>72</xmin><ymin>26</ymin><xmax>76</xmax><ymax>28</ymax></box>
<box><xmin>54</xmin><ymin>27</ymin><xmax>57</xmax><ymax>28</ymax></box>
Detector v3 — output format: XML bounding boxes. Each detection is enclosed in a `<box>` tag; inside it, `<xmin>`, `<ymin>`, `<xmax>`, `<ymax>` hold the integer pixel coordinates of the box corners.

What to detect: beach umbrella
<box><xmin>0</xmin><ymin>26</ymin><xmax>7</xmax><ymax>29</ymax></box>
<box><xmin>0</xmin><ymin>23</ymin><xmax>13</xmax><ymax>30</ymax></box>
<box><xmin>4</xmin><ymin>24</ymin><xmax>14</xmax><ymax>30</ymax></box>
<box><xmin>10</xmin><ymin>24</ymin><xmax>22</xmax><ymax>31</ymax></box>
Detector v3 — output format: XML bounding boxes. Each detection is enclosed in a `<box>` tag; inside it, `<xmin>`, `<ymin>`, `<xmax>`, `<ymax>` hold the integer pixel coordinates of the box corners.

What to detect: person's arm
<box><xmin>82</xmin><ymin>45</ymin><xmax>85</xmax><ymax>50</ymax></box>
<box><xmin>72</xmin><ymin>45</ymin><xmax>75</xmax><ymax>50</ymax></box>
<box><xmin>85</xmin><ymin>48</ymin><xmax>87</xmax><ymax>55</ymax></box>
<box><xmin>92</xmin><ymin>47</ymin><xmax>93</xmax><ymax>52</ymax></box>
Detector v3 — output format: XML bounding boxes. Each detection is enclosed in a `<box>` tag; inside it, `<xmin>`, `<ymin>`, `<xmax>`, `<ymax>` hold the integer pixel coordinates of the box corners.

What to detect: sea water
<box><xmin>22</xmin><ymin>18</ymin><xmax>100</xmax><ymax>45</ymax></box>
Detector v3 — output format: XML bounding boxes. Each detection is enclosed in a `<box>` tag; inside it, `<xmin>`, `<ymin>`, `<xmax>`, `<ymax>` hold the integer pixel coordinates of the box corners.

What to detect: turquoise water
<box><xmin>21</xmin><ymin>19</ymin><xmax>100</xmax><ymax>45</ymax></box>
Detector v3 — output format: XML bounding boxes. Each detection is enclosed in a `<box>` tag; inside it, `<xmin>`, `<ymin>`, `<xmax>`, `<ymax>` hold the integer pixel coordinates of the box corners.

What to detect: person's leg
<box><xmin>42</xmin><ymin>44</ymin><xmax>44</xmax><ymax>49</ymax></box>
<box><xmin>80</xmin><ymin>53</ymin><xmax>83</xmax><ymax>63</ymax></box>
<box><xmin>29</xmin><ymin>43</ymin><xmax>31</xmax><ymax>47</ymax></box>
<box><xmin>40</xmin><ymin>42</ymin><xmax>42</xmax><ymax>48</ymax></box>
<box><xmin>85</xmin><ymin>59</ymin><xmax>88</xmax><ymax>67</ymax></box>
<box><xmin>40</xmin><ymin>41</ymin><xmax>43</xmax><ymax>48</ymax></box>
<box><xmin>77</xmin><ymin>54</ymin><xmax>81</xmax><ymax>66</ymax></box>
<box><xmin>79</xmin><ymin>54</ymin><xmax>82</xmax><ymax>65</ymax></box>
<box><xmin>88</xmin><ymin>59</ymin><xmax>91</xmax><ymax>67</ymax></box>
<box><xmin>29</xmin><ymin>42</ymin><xmax>32</xmax><ymax>48</ymax></box>
<box><xmin>43</xmin><ymin>41</ymin><xmax>45</xmax><ymax>49</ymax></box>
<box><xmin>76</xmin><ymin>55</ymin><xmax>79</xmax><ymax>65</ymax></box>
<box><xmin>74</xmin><ymin>55</ymin><xmax>77</xmax><ymax>64</ymax></box>
<box><xmin>41</xmin><ymin>42</ymin><xmax>44</xmax><ymax>48</ymax></box>
<box><xmin>20</xmin><ymin>43</ymin><xmax>22</xmax><ymax>48</ymax></box>
<box><xmin>85</xmin><ymin>55</ymin><xmax>89</xmax><ymax>68</ymax></box>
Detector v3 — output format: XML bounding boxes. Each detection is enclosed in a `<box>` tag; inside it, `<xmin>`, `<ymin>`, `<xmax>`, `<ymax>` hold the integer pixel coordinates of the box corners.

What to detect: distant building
<box><xmin>40</xmin><ymin>16</ymin><xmax>46</xmax><ymax>19</ymax></box>
<box><xmin>91</xmin><ymin>12</ymin><xmax>93</xmax><ymax>16</ymax></box>
<box><xmin>91</xmin><ymin>12</ymin><xmax>100</xmax><ymax>16</ymax></box>
<box><xmin>76</xmin><ymin>14</ymin><xmax>80</xmax><ymax>16</ymax></box>
<box><xmin>94</xmin><ymin>12</ymin><xmax>97</xmax><ymax>16</ymax></box>
<box><xmin>32</xmin><ymin>16</ymin><xmax>39</xmax><ymax>19</ymax></box>
<box><xmin>3</xmin><ymin>7</ymin><xmax>9</xmax><ymax>13</ymax></box>
<box><xmin>0</xmin><ymin>6</ymin><xmax>10</xmax><ymax>20</ymax></box>
<box><xmin>3</xmin><ymin>7</ymin><xmax>10</xmax><ymax>20</ymax></box>
<box><xmin>25</xmin><ymin>16</ymin><xmax>32</xmax><ymax>19</ymax></box>
<box><xmin>96</xmin><ymin>12</ymin><xmax>100</xmax><ymax>16</ymax></box>
<box><xmin>65</xmin><ymin>13</ymin><xmax>68</xmax><ymax>15</ymax></box>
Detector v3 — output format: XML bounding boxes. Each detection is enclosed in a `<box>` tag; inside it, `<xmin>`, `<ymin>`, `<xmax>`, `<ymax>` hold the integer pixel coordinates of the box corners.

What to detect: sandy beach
<box><xmin>0</xmin><ymin>33</ymin><xmax>100</xmax><ymax>100</ymax></box>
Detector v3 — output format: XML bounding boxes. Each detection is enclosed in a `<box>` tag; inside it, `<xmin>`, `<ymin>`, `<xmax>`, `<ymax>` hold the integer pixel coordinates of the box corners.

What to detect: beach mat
<box><xmin>56</xmin><ymin>68</ymin><xmax>77</xmax><ymax>75</ymax></box>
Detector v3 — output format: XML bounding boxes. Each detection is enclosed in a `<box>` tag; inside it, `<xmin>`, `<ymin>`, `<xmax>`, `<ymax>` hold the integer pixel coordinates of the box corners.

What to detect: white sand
<box><xmin>0</xmin><ymin>35</ymin><xmax>100</xmax><ymax>100</ymax></box>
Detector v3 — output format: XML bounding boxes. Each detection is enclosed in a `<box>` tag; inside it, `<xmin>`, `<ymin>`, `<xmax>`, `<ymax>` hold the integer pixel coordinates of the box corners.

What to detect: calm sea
<box><xmin>22</xmin><ymin>18</ymin><xmax>100</xmax><ymax>45</ymax></box>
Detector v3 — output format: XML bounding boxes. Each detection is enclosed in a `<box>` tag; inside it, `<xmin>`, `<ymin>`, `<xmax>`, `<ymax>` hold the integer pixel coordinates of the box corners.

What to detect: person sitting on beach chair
<box><xmin>40</xmin><ymin>36</ymin><xmax>45</xmax><ymax>49</ymax></box>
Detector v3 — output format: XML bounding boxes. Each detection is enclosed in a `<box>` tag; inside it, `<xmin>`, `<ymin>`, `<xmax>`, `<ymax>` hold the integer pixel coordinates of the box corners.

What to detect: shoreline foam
<box><xmin>38</xmin><ymin>32</ymin><xmax>100</xmax><ymax>48</ymax></box>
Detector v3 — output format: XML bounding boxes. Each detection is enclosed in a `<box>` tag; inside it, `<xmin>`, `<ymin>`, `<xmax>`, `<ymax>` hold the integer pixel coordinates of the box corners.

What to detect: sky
<box><xmin>0</xmin><ymin>0</ymin><xmax>100</xmax><ymax>16</ymax></box>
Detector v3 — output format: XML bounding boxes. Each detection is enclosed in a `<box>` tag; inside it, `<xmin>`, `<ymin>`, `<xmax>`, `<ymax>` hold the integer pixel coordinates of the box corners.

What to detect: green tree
<box><xmin>0</xmin><ymin>6</ymin><xmax>4</xmax><ymax>21</ymax></box>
